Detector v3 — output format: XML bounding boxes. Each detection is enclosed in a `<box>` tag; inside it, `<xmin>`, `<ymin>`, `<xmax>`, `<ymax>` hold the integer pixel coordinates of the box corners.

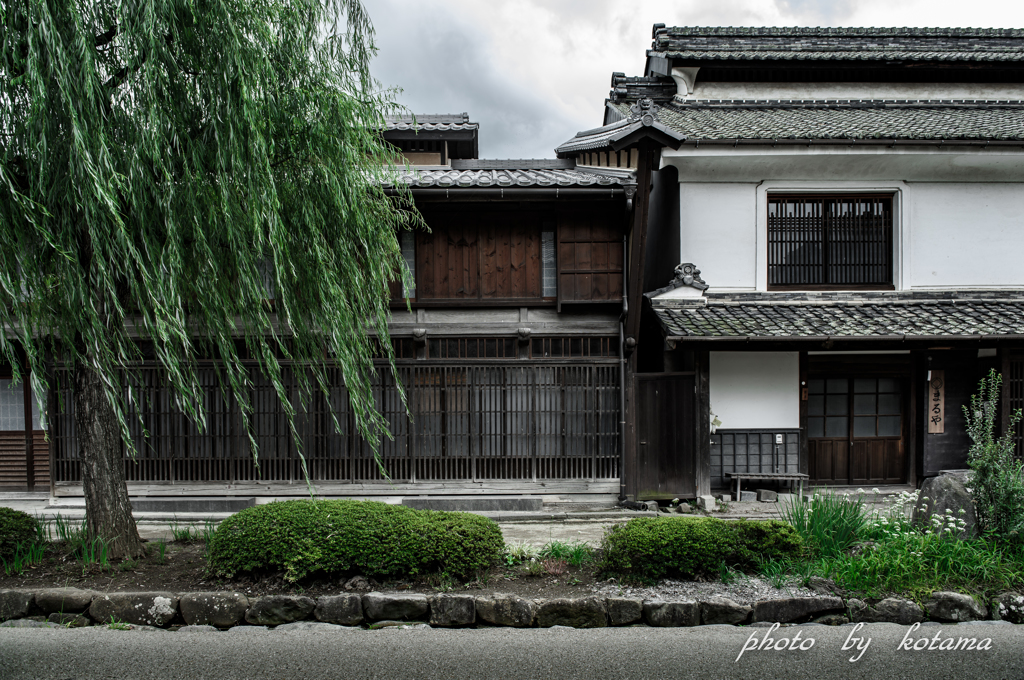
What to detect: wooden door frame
<box><xmin>804</xmin><ymin>354</ymin><xmax>912</xmax><ymax>485</ymax></box>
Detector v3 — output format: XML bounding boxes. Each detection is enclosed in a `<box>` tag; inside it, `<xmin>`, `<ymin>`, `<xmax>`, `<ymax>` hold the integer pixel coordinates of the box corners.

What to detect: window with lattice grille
<box><xmin>767</xmin><ymin>195</ymin><xmax>894</xmax><ymax>290</ymax></box>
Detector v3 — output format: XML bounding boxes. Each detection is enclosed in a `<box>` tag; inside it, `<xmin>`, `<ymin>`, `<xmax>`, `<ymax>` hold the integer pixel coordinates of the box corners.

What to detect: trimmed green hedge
<box><xmin>596</xmin><ymin>517</ymin><xmax>802</xmax><ymax>580</ymax></box>
<box><xmin>207</xmin><ymin>500</ymin><xmax>504</xmax><ymax>581</ymax></box>
<box><xmin>0</xmin><ymin>507</ymin><xmax>39</xmax><ymax>561</ymax></box>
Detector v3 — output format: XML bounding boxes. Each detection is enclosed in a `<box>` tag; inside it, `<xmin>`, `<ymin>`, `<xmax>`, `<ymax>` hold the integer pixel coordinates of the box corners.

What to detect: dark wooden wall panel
<box><xmin>557</xmin><ymin>211</ymin><xmax>624</xmax><ymax>304</ymax></box>
<box><xmin>416</xmin><ymin>213</ymin><xmax>542</xmax><ymax>302</ymax></box>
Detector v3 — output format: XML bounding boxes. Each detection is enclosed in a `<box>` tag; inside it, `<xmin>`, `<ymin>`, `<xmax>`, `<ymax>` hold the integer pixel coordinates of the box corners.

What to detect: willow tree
<box><xmin>0</xmin><ymin>0</ymin><xmax>412</xmax><ymax>557</ymax></box>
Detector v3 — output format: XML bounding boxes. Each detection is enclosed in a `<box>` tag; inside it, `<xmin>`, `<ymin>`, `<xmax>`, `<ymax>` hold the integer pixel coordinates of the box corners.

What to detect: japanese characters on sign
<box><xmin>928</xmin><ymin>370</ymin><xmax>945</xmax><ymax>434</ymax></box>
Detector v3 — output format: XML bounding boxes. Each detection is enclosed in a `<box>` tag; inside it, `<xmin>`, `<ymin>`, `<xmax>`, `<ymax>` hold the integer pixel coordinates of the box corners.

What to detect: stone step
<box><xmin>402</xmin><ymin>497</ymin><xmax>542</xmax><ymax>512</ymax></box>
<box><xmin>129</xmin><ymin>497</ymin><xmax>256</xmax><ymax>513</ymax></box>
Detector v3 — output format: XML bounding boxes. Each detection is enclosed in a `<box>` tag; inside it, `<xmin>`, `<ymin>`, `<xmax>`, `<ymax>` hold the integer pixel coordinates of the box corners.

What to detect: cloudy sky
<box><xmin>363</xmin><ymin>0</ymin><xmax>1024</xmax><ymax>159</ymax></box>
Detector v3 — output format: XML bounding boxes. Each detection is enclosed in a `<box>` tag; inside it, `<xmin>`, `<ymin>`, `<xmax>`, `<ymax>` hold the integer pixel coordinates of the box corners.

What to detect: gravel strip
<box><xmin>591</xmin><ymin>575</ymin><xmax>818</xmax><ymax>605</ymax></box>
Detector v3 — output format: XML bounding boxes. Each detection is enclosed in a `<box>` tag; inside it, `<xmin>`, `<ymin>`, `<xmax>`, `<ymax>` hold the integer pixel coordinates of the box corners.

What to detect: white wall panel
<box><xmin>679</xmin><ymin>183</ymin><xmax>759</xmax><ymax>291</ymax></box>
<box><xmin>909</xmin><ymin>183</ymin><xmax>1024</xmax><ymax>289</ymax></box>
<box><xmin>710</xmin><ymin>352</ymin><xmax>799</xmax><ymax>429</ymax></box>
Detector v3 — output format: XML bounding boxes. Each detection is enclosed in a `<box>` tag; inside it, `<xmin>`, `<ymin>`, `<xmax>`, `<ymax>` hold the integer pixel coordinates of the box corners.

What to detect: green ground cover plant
<box><xmin>779</xmin><ymin>490</ymin><xmax>869</xmax><ymax>558</ymax></box>
<box><xmin>596</xmin><ymin>516</ymin><xmax>801</xmax><ymax>580</ymax></box>
<box><xmin>0</xmin><ymin>507</ymin><xmax>39</xmax><ymax>561</ymax></box>
<box><xmin>775</xmin><ymin>489</ymin><xmax>1024</xmax><ymax>598</ymax></box>
<box><xmin>207</xmin><ymin>500</ymin><xmax>504</xmax><ymax>581</ymax></box>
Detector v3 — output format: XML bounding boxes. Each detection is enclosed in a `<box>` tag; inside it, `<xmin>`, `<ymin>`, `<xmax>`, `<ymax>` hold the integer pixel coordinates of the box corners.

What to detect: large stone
<box><xmin>643</xmin><ymin>600</ymin><xmax>699</xmax><ymax>627</ymax></box>
<box><xmin>315</xmin><ymin>594</ymin><xmax>363</xmax><ymax>626</ymax></box>
<box><xmin>849</xmin><ymin>597</ymin><xmax>924</xmax><ymax>625</ymax></box>
<box><xmin>696</xmin><ymin>495</ymin><xmax>717</xmax><ymax>511</ymax></box>
<box><xmin>89</xmin><ymin>592</ymin><xmax>180</xmax><ymax>627</ymax></box>
<box><xmin>244</xmin><ymin>595</ymin><xmax>315</xmax><ymax>626</ymax></box>
<box><xmin>475</xmin><ymin>594</ymin><xmax>536</xmax><ymax>627</ymax></box>
<box><xmin>429</xmin><ymin>595</ymin><xmax>475</xmax><ymax>627</ymax></box>
<box><xmin>752</xmin><ymin>596</ymin><xmax>844</xmax><ymax>623</ymax></box>
<box><xmin>362</xmin><ymin>593</ymin><xmax>429</xmax><ymax>622</ymax></box>
<box><xmin>275</xmin><ymin>621</ymin><xmax>350</xmax><ymax>632</ymax></box>
<box><xmin>0</xmin><ymin>619</ymin><xmax>58</xmax><ymax>628</ymax></box>
<box><xmin>536</xmin><ymin>598</ymin><xmax>607</xmax><ymax>628</ymax></box>
<box><xmin>805</xmin><ymin>577</ymin><xmax>841</xmax><ymax>597</ymax></box>
<box><xmin>812</xmin><ymin>614</ymin><xmax>850</xmax><ymax>626</ymax></box>
<box><xmin>605</xmin><ymin>598</ymin><xmax>643</xmax><ymax>626</ymax></box>
<box><xmin>756</xmin><ymin>489</ymin><xmax>778</xmax><ymax>502</ymax></box>
<box><xmin>700</xmin><ymin>596</ymin><xmax>751</xmax><ymax>625</ymax></box>
<box><xmin>179</xmin><ymin>592</ymin><xmax>250</xmax><ymax>628</ymax></box>
<box><xmin>34</xmin><ymin>588</ymin><xmax>97</xmax><ymax>615</ymax></box>
<box><xmin>47</xmin><ymin>612</ymin><xmax>90</xmax><ymax>627</ymax></box>
<box><xmin>913</xmin><ymin>475</ymin><xmax>978</xmax><ymax>538</ymax></box>
<box><xmin>993</xmin><ymin>591</ymin><xmax>1024</xmax><ymax>624</ymax></box>
<box><xmin>925</xmin><ymin>591</ymin><xmax>988</xmax><ymax>622</ymax></box>
<box><xmin>0</xmin><ymin>590</ymin><xmax>33</xmax><ymax>621</ymax></box>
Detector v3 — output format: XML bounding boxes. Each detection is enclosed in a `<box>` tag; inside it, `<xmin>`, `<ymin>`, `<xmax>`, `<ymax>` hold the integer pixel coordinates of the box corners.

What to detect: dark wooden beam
<box><xmin>625</xmin><ymin>139</ymin><xmax>659</xmax><ymax>344</ymax></box>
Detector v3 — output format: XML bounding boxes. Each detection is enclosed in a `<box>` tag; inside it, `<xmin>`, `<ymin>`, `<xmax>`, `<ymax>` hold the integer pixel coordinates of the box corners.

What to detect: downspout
<box><xmin>619</xmin><ymin>234</ymin><xmax>628</xmax><ymax>501</ymax></box>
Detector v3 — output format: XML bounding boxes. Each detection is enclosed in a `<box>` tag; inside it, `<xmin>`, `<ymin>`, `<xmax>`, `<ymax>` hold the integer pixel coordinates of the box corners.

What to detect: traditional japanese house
<box><xmin>27</xmin><ymin>114</ymin><xmax>637</xmax><ymax>507</ymax></box>
<box><xmin>558</xmin><ymin>26</ymin><xmax>1024</xmax><ymax>500</ymax></box>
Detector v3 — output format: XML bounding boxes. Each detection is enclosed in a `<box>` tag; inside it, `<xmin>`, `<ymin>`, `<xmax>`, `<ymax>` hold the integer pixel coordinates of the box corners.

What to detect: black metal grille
<box><xmin>50</xmin><ymin>362</ymin><xmax>620</xmax><ymax>484</ymax></box>
<box><xmin>768</xmin><ymin>195</ymin><xmax>893</xmax><ymax>288</ymax></box>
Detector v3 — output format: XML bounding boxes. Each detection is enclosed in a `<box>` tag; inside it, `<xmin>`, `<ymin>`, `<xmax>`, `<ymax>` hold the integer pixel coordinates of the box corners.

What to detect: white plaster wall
<box><xmin>909</xmin><ymin>183</ymin><xmax>1024</xmax><ymax>289</ymax></box>
<box><xmin>710</xmin><ymin>352</ymin><xmax>800</xmax><ymax>429</ymax></box>
<box><xmin>679</xmin><ymin>183</ymin><xmax>759</xmax><ymax>291</ymax></box>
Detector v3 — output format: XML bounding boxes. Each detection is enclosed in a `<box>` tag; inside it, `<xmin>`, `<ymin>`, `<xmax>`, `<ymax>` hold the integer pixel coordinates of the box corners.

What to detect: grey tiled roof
<box><xmin>658</xmin><ymin>100</ymin><xmax>1024</xmax><ymax>141</ymax></box>
<box><xmin>651</xmin><ymin>292</ymin><xmax>1024</xmax><ymax>340</ymax></box>
<box><xmin>651</xmin><ymin>26</ymin><xmax>1024</xmax><ymax>62</ymax></box>
<box><xmin>557</xmin><ymin>119</ymin><xmax>636</xmax><ymax>154</ymax></box>
<box><xmin>557</xmin><ymin>100</ymin><xmax>1024</xmax><ymax>152</ymax></box>
<box><xmin>608</xmin><ymin>73</ymin><xmax>676</xmax><ymax>104</ymax></box>
<box><xmin>385</xmin><ymin>113</ymin><xmax>478</xmax><ymax>132</ymax></box>
<box><xmin>393</xmin><ymin>160</ymin><xmax>633</xmax><ymax>188</ymax></box>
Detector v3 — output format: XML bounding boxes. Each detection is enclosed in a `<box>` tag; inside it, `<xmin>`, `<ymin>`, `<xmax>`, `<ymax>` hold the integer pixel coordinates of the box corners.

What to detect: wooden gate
<box><xmin>634</xmin><ymin>374</ymin><xmax>695</xmax><ymax>500</ymax></box>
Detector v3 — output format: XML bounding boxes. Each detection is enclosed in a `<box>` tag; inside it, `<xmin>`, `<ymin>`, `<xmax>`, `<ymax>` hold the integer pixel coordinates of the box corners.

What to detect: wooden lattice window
<box><xmin>768</xmin><ymin>195</ymin><xmax>894</xmax><ymax>290</ymax></box>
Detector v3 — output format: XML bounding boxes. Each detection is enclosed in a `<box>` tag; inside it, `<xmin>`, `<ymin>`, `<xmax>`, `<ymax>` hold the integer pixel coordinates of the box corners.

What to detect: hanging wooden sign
<box><xmin>928</xmin><ymin>370</ymin><xmax>945</xmax><ymax>434</ymax></box>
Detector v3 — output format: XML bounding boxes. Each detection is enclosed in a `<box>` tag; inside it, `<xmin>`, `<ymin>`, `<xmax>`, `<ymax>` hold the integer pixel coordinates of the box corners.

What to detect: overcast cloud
<box><xmin>363</xmin><ymin>0</ymin><xmax>1024</xmax><ymax>159</ymax></box>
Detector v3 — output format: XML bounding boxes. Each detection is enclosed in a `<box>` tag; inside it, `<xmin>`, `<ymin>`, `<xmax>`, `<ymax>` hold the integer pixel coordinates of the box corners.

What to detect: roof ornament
<box><xmin>673</xmin><ymin>263</ymin><xmax>709</xmax><ymax>291</ymax></box>
<box><xmin>629</xmin><ymin>97</ymin><xmax>658</xmax><ymax>127</ymax></box>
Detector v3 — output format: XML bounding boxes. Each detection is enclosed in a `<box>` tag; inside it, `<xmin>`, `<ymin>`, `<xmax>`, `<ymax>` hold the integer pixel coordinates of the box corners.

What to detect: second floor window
<box><xmin>768</xmin><ymin>194</ymin><xmax>894</xmax><ymax>290</ymax></box>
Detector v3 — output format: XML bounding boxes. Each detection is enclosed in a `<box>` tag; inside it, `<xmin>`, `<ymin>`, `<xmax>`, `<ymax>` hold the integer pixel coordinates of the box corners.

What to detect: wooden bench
<box><xmin>724</xmin><ymin>472</ymin><xmax>809</xmax><ymax>501</ymax></box>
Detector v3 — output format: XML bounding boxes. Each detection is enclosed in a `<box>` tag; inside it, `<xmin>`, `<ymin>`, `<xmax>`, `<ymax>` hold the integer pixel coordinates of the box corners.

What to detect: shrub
<box><xmin>0</xmin><ymin>507</ymin><xmax>40</xmax><ymax>561</ymax></box>
<box><xmin>964</xmin><ymin>369</ymin><xmax>1024</xmax><ymax>539</ymax></box>
<box><xmin>779</xmin><ymin>491</ymin><xmax>870</xmax><ymax>557</ymax></box>
<box><xmin>206</xmin><ymin>500</ymin><xmax>504</xmax><ymax>581</ymax></box>
<box><xmin>596</xmin><ymin>516</ymin><xmax>801</xmax><ymax>580</ymax></box>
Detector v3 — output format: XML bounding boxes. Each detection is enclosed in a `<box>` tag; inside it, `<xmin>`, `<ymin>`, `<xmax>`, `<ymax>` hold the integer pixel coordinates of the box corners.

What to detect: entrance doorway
<box><xmin>635</xmin><ymin>374</ymin><xmax>695</xmax><ymax>499</ymax></box>
<box><xmin>807</xmin><ymin>374</ymin><xmax>907</xmax><ymax>484</ymax></box>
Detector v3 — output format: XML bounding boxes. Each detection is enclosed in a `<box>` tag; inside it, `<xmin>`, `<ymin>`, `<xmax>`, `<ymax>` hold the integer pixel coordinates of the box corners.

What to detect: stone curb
<box><xmin>0</xmin><ymin>588</ymin><xmax>1015</xmax><ymax>630</ymax></box>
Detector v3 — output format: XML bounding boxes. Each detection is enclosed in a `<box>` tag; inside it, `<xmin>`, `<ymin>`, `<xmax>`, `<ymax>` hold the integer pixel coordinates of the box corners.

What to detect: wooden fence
<box><xmin>50</xmin><ymin>362</ymin><xmax>620</xmax><ymax>484</ymax></box>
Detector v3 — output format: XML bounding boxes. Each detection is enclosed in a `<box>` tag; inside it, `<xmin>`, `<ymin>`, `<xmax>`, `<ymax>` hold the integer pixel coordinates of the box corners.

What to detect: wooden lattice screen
<box><xmin>767</xmin><ymin>194</ymin><xmax>894</xmax><ymax>289</ymax></box>
<box><xmin>50</xmin><ymin>362</ymin><xmax>620</xmax><ymax>484</ymax></box>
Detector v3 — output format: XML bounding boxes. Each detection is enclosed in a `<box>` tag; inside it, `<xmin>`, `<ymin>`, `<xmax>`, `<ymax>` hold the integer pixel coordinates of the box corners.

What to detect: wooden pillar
<box><xmin>23</xmin><ymin>376</ymin><xmax>34</xmax><ymax>491</ymax></box>
<box><xmin>695</xmin><ymin>349</ymin><xmax>711</xmax><ymax>497</ymax></box>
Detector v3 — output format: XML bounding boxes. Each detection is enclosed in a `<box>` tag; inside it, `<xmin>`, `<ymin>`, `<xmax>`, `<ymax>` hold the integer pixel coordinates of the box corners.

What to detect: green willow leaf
<box><xmin>0</xmin><ymin>0</ymin><xmax>416</xmax><ymax>480</ymax></box>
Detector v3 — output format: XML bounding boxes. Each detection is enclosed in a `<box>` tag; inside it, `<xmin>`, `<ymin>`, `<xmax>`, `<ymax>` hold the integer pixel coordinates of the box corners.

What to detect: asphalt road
<box><xmin>2</xmin><ymin>622</ymin><xmax>1023</xmax><ymax>680</ymax></box>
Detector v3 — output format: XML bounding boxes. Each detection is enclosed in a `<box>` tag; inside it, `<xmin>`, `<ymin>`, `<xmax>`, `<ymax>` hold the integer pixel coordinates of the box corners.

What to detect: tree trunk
<box><xmin>74</xmin><ymin>363</ymin><xmax>144</xmax><ymax>559</ymax></box>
